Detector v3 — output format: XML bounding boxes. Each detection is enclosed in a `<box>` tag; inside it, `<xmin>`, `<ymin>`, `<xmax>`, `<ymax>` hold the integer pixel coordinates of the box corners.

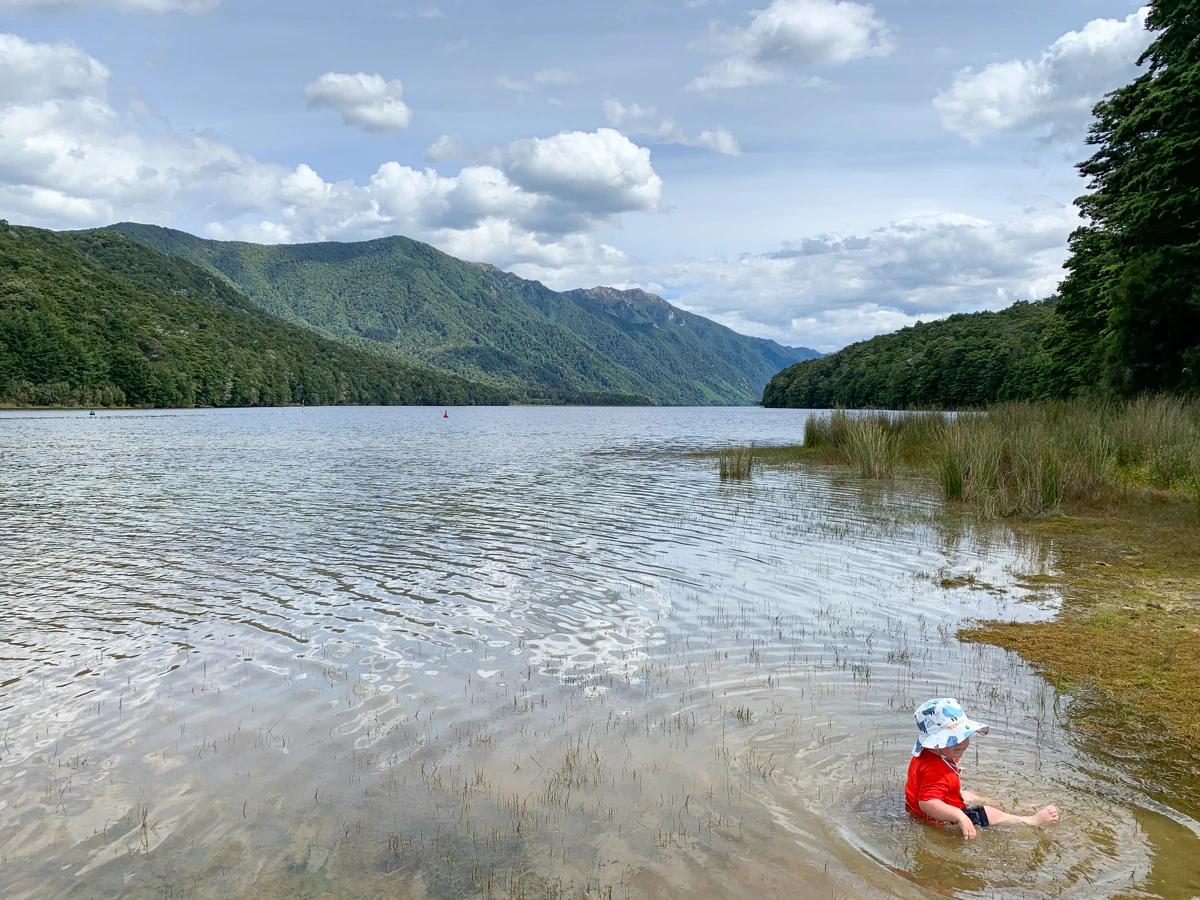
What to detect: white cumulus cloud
<box><xmin>604</xmin><ymin>99</ymin><xmax>741</xmax><ymax>156</ymax></box>
<box><xmin>0</xmin><ymin>35</ymin><xmax>661</xmax><ymax>275</ymax></box>
<box><xmin>689</xmin><ymin>0</ymin><xmax>892</xmax><ymax>91</ymax></box>
<box><xmin>935</xmin><ymin>7</ymin><xmax>1152</xmax><ymax>144</ymax></box>
<box><xmin>641</xmin><ymin>208</ymin><xmax>1077</xmax><ymax>351</ymax></box>
<box><xmin>503</xmin><ymin>128</ymin><xmax>661</xmax><ymax>219</ymax></box>
<box><xmin>304</xmin><ymin>72</ymin><xmax>413</xmax><ymax>133</ymax></box>
<box><xmin>0</xmin><ymin>0</ymin><xmax>216</xmax><ymax>12</ymax></box>
<box><xmin>0</xmin><ymin>33</ymin><xmax>109</xmax><ymax>103</ymax></box>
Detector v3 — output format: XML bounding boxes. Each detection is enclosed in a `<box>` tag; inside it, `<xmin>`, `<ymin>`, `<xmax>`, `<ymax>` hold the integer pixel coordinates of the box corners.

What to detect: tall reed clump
<box><xmin>802</xmin><ymin>408</ymin><xmax>851</xmax><ymax>457</ymax></box>
<box><xmin>1111</xmin><ymin>396</ymin><xmax>1199</xmax><ymax>490</ymax></box>
<box><xmin>937</xmin><ymin>416</ymin><xmax>975</xmax><ymax>504</ymax></box>
<box><xmin>1054</xmin><ymin>413</ymin><xmax>1115</xmax><ymax>504</ymax></box>
<box><xmin>938</xmin><ymin>405</ymin><xmax>1109</xmax><ymax>517</ymax></box>
<box><xmin>1190</xmin><ymin>444</ymin><xmax>1200</xmax><ymax>518</ymax></box>
<box><xmin>803</xmin><ymin>409</ymin><xmax>945</xmax><ymax>475</ymax></box>
<box><xmin>889</xmin><ymin>411</ymin><xmax>950</xmax><ymax>465</ymax></box>
<box><xmin>845</xmin><ymin>415</ymin><xmax>896</xmax><ymax>479</ymax></box>
<box><xmin>938</xmin><ymin>416</ymin><xmax>1010</xmax><ymax>516</ymax></box>
<box><xmin>799</xmin><ymin>398</ymin><xmax>1199</xmax><ymax>518</ymax></box>
<box><xmin>939</xmin><ymin>399</ymin><xmax>1196</xmax><ymax>517</ymax></box>
<box><xmin>718</xmin><ymin>442</ymin><xmax>755</xmax><ymax>480</ymax></box>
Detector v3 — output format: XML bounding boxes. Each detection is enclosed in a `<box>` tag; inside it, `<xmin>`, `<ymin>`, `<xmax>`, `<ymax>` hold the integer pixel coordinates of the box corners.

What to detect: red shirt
<box><xmin>905</xmin><ymin>749</ymin><xmax>964</xmax><ymax>819</ymax></box>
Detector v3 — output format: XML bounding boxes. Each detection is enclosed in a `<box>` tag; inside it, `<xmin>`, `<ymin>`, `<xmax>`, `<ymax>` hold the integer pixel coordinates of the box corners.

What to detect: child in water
<box><xmin>906</xmin><ymin>698</ymin><xmax>1059</xmax><ymax>839</ymax></box>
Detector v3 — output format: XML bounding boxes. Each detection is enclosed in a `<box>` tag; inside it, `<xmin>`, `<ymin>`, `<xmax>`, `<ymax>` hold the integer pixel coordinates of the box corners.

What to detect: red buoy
<box><xmin>443</xmin><ymin>410</ymin><xmax>449</xmax><ymax>418</ymax></box>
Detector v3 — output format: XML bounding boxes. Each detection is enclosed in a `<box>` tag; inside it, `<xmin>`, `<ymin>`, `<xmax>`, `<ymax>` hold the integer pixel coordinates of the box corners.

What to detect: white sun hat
<box><xmin>913</xmin><ymin>697</ymin><xmax>990</xmax><ymax>757</ymax></box>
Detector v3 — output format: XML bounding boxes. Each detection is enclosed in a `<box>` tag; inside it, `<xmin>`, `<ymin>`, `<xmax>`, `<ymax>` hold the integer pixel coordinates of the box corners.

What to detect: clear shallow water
<box><xmin>1</xmin><ymin>406</ymin><xmax>1197</xmax><ymax>900</ymax></box>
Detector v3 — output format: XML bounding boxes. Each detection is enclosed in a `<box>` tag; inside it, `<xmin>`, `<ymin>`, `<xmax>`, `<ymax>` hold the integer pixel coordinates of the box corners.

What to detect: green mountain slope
<box><xmin>0</xmin><ymin>223</ymin><xmax>521</xmax><ymax>408</ymax></box>
<box><xmin>563</xmin><ymin>286</ymin><xmax>821</xmax><ymax>398</ymax></box>
<box><xmin>762</xmin><ymin>301</ymin><xmax>1056</xmax><ymax>409</ymax></box>
<box><xmin>106</xmin><ymin>223</ymin><xmax>818</xmax><ymax>406</ymax></box>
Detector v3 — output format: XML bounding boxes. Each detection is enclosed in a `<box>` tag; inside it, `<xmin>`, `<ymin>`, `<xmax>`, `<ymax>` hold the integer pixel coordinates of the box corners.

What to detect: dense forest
<box><xmin>1052</xmin><ymin>0</ymin><xmax>1200</xmax><ymax>397</ymax></box>
<box><xmin>761</xmin><ymin>301</ymin><xmax>1056</xmax><ymax>409</ymax></box>
<box><xmin>766</xmin><ymin>0</ymin><xmax>1199</xmax><ymax>409</ymax></box>
<box><xmin>108</xmin><ymin>223</ymin><xmax>818</xmax><ymax>406</ymax></box>
<box><xmin>0</xmin><ymin>224</ymin><xmax>637</xmax><ymax>409</ymax></box>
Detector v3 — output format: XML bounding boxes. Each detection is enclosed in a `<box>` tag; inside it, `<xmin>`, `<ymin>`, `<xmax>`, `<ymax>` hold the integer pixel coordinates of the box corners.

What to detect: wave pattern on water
<box><xmin>1</xmin><ymin>406</ymin><xmax>1197</xmax><ymax>900</ymax></box>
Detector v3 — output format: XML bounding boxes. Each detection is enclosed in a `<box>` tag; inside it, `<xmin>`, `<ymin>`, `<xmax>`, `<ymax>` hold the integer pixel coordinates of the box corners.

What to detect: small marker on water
<box><xmin>443</xmin><ymin>410</ymin><xmax>449</xmax><ymax>418</ymax></box>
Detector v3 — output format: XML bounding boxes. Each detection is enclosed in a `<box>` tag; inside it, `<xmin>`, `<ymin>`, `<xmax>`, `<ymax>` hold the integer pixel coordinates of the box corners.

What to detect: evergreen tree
<box><xmin>1057</xmin><ymin>0</ymin><xmax>1200</xmax><ymax>394</ymax></box>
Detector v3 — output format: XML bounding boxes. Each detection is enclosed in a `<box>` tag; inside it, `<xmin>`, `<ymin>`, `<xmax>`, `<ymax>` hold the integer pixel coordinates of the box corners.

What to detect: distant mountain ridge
<box><xmin>106</xmin><ymin>223</ymin><xmax>820</xmax><ymax>406</ymax></box>
<box><xmin>565</xmin><ymin>286</ymin><xmax>813</xmax><ymax>374</ymax></box>
<box><xmin>0</xmin><ymin>224</ymin><xmax>519</xmax><ymax>409</ymax></box>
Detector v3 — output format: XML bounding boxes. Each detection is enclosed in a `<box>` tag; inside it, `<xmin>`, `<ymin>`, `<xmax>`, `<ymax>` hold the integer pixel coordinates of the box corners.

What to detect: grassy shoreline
<box><xmin>962</xmin><ymin>495</ymin><xmax>1200</xmax><ymax>739</ymax></box>
<box><xmin>958</xmin><ymin>494</ymin><xmax>1200</xmax><ymax>819</ymax></box>
<box><xmin>719</xmin><ymin>399</ymin><xmax>1200</xmax><ymax>788</ymax></box>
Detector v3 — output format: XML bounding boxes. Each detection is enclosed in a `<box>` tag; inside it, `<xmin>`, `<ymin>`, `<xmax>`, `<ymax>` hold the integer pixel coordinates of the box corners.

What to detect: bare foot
<box><xmin>1030</xmin><ymin>805</ymin><xmax>1059</xmax><ymax>825</ymax></box>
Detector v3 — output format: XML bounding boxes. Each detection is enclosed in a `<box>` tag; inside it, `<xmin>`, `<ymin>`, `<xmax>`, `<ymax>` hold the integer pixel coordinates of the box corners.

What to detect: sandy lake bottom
<box><xmin>2</xmin><ymin>405</ymin><xmax>1198</xmax><ymax>900</ymax></box>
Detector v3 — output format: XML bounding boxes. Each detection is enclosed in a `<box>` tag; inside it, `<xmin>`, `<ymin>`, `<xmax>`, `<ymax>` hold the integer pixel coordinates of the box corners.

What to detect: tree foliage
<box><xmin>0</xmin><ymin>224</ymin><xmax>523</xmax><ymax>408</ymax></box>
<box><xmin>1053</xmin><ymin>0</ymin><xmax>1200</xmax><ymax>394</ymax></box>
<box><xmin>768</xmin><ymin>3</ymin><xmax>1200</xmax><ymax>409</ymax></box>
<box><xmin>762</xmin><ymin>302</ymin><xmax>1056</xmax><ymax>409</ymax></box>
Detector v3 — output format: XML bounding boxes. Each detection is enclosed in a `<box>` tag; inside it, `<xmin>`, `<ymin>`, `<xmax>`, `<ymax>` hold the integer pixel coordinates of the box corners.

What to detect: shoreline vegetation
<box><xmin>0</xmin><ymin>390</ymin><xmax>659</xmax><ymax>412</ymax></box>
<box><xmin>799</xmin><ymin>399</ymin><xmax>1200</xmax><ymax>517</ymax></box>
<box><xmin>717</xmin><ymin>397</ymin><xmax>1200</xmax><ymax>784</ymax></box>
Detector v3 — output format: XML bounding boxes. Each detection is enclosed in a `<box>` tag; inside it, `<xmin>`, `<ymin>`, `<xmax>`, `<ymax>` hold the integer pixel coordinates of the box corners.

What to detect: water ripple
<box><xmin>1</xmin><ymin>406</ymin><xmax>1196</xmax><ymax>900</ymax></box>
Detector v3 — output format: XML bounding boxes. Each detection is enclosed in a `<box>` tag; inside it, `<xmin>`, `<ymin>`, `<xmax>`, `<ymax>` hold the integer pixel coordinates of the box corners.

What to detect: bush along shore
<box><xmin>731</xmin><ymin>398</ymin><xmax>1200</xmax><ymax>797</ymax></box>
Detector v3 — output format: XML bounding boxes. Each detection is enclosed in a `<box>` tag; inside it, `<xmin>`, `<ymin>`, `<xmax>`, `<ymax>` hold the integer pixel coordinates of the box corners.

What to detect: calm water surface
<box><xmin>1</xmin><ymin>406</ymin><xmax>1197</xmax><ymax>899</ymax></box>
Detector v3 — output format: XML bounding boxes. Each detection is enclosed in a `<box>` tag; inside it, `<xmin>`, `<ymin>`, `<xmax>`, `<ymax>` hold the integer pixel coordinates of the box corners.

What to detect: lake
<box><xmin>1</xmin><ymin>406</ymin><xmax>1197</xmax><ymax>899</ymax></box>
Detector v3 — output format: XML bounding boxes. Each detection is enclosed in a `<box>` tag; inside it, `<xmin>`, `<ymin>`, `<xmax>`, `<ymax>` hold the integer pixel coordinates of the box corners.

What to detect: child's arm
<box><xmin>960</xmin><ymin>789</ymin><xmax>985</xmax><ymax>804</ymax></box>
<box><xmin>918</xmin><ymin>799</ymin><xmax>977</xmax><ymax>840</ymax></box>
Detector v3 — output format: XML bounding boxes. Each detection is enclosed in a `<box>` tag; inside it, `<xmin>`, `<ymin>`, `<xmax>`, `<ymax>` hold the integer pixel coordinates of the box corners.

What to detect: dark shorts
<box><xmin>964</xmin><ymin>805</ymin><xmax>990</xmax><ymax>828</ymax></box>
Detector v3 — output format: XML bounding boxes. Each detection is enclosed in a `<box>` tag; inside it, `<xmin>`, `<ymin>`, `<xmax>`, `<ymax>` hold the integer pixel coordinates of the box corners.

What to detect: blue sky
<box><xmin>0</xmin><ymin>0</ymin><xmax>1152</xmax><ymax>351</ymax></box>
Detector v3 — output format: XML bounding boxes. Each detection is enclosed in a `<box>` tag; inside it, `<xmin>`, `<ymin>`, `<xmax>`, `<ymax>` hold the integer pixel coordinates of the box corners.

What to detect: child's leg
<box><xmin>982</xmin><ymin>805</ymin><xmax>1058</xmax><ymax>826</ymax></box>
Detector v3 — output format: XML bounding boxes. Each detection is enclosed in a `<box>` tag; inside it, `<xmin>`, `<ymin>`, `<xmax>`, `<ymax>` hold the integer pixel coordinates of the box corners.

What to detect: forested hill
<box><xmin>106</xmin><ymin>223</ymin><xmax>818</xmax><ymax>406</ymax></box>
<box><xmin>761</xmin><ymin>301</ymin><xmax>1056</xmax><ymax>409</ymax></box>
<box><xmin>0</xmin><ymin>224</ymin><xmax>530</xmax><ymax>408</ymax></box>
<box><xmin>769</xmin><ymin>2</ymin><xmax>1200</xmax><ymax>409</ymax></box>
